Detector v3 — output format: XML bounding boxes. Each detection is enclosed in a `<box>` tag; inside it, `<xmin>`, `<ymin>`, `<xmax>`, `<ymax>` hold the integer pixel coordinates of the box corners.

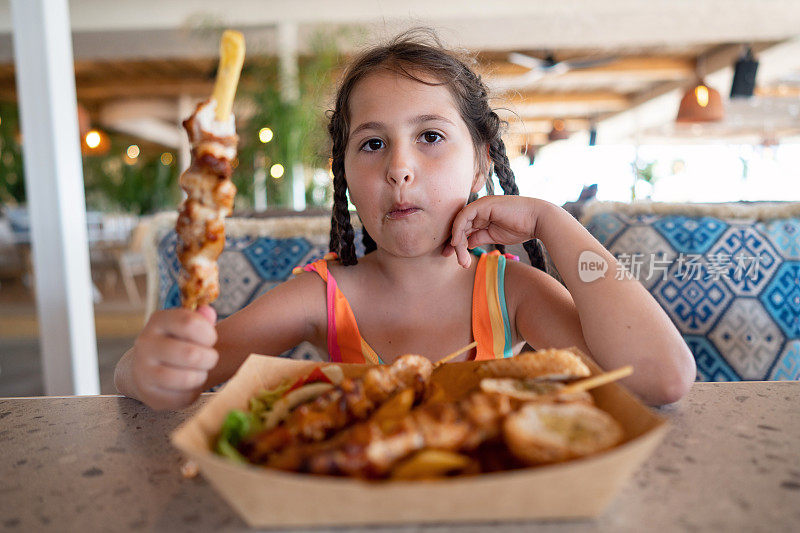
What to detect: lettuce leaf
<box><xmin>214</xmin><ymin>380</ymin><xmax>292</xmax><ymax>462</ymax></box>
<box><xmin>214</xmin><ymin>410</ymin><xmax>251</xmax><ymax>463</ymax></box>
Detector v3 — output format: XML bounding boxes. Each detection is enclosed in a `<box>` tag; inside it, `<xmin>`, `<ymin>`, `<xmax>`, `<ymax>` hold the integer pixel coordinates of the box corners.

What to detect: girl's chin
<box><xmin>379</xmin><ymin>235</ymin><xmax>448</xmax><ymax>259</ymax></box>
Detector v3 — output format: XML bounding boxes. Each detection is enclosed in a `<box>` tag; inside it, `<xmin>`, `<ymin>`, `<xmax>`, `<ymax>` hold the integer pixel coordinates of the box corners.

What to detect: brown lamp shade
<box><xmin>676</xmin><ymin>81</ymin><xmax>724</xmax><ymax>123</ymax></box>
<box><xmin>548</xmin><ymin>119</ymin><xmax>570</xmax><ymax>141</ymax></box>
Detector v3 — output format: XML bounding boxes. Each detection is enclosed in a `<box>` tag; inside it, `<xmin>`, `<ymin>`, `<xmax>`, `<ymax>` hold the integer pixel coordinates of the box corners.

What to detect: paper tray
<box><xmin>171</xmin><ymin>352</ymin><xmax>668</xmax><ymax>528</ymax></box>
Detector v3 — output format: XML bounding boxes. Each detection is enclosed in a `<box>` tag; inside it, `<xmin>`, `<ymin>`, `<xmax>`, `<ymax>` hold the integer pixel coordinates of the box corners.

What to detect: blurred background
<box><xmin>2</xmin><ymin>0</ymin><xmax>800</xmax><ymax>395</ymax></box>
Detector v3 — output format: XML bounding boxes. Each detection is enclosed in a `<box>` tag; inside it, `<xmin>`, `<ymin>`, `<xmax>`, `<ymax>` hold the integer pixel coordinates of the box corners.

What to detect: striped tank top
<box><xmin>299</xmin><ymin>248</ymin><xmax>517</xmax><ymax>364</ymax></box>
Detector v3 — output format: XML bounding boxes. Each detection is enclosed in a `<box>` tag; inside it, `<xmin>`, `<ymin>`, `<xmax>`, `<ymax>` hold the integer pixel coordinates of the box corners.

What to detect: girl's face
<box><xmin>344</xmin><ymin>70</ymin><xmax>485</xmax><ymax>259</ymax></box>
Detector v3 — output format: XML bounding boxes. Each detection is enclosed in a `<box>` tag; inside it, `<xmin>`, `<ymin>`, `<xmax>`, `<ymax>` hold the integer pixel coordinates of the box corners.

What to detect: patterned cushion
<box><xmin>582</xmin><ymin>203</ymin><xmax>800</xmax><ymax>381</ymax></box>
<box><xmin>144</xmin><ymin>212</ymin><xmax>364</xmax><ymax>363</ymax></box>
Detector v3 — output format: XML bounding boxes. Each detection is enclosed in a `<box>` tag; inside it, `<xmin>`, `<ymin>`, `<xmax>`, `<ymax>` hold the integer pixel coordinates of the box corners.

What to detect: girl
<box><xmin>114</xmin><ymin>30</ymin><xmax>695</xmax><ymax>410</ymax></box>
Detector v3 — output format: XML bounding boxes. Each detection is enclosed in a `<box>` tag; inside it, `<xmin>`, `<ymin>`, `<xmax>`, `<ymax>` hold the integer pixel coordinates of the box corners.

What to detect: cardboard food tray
<box><xmin>171</xmin><ymin>351</ymin><xmax>669</xmax><ymax>528</ymax></box>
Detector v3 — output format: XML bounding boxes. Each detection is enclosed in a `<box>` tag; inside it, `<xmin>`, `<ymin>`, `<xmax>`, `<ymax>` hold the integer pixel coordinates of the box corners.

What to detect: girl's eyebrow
<box><xmin>349</xmin><ymin>114</ymin><xmax>456</xmax><ymax>139</ymax></box>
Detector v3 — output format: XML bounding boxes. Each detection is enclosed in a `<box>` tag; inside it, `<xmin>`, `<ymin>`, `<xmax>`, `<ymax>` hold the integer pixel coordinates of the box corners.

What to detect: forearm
<box><xmin>535</xmin><ymin>200</ymin><xmax>695</xmax><ymax>404</ymax></box>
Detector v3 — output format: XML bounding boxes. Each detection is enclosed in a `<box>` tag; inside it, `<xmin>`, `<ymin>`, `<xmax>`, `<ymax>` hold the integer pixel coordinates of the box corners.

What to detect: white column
<box><xmin>11</xmin><ymin>0</ymin><xmax>99</xmax><ymax>395</ymax></box>
<box><xmin>253</xmin><ymin>153</ymin><xmax>267</xmax><ymax>211</ymax></box>
<box><xmin>177</xmin><ymin>94</ymin><xmax>194</xmax><ymax>174</ymax></box>
<box><xmin>277</xmin><ymin>22</ymin><xmax>306</xmax><ymax>211</ymax></box>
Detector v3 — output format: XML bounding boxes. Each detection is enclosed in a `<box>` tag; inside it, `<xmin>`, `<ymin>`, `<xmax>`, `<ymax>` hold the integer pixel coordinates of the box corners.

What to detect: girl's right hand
<box><xmin>129</xmin><ymin>305</ymin><xmax>219</xmax><ymax>410</ymax></box>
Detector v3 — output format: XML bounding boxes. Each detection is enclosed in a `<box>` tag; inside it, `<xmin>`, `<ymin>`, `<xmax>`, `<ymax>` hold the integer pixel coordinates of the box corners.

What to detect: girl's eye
<box><xmin>361</xmin><ymin>138</ymin><xmax>384</xmax><ymax>152</ymax></box>
<box><xmin>420</xmin><ymin>131</ymin><xmax>443</xmax><ymax>144</ymax></box>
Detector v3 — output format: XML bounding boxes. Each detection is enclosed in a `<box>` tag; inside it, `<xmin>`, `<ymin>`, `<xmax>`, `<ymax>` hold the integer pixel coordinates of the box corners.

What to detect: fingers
<box><xmin>137</xmin><ymin>386</ymin><xmax>201</xmax><ymax>411</ymax></box>
<box><xmin>196</xmin><ymin>304</ymin><xmax>217</xmax><ymax>324</ymax></box>
<box><xmin>147</xmin><ymin>308</ymin><xmax>218</xmax><ymax>347</ymax></box>
<box><xmin>130</xmin><ymin>307</ymin><xmax>221</xmax><ymax>410</ymax></box>
<box><xmin>454</xmin><ymin>241</ymin><xmax>471</xmax><ymax>269</ymax></box>
<box><xmin>144</xmin><ymin>362</ymin><xmax>209</xmax><ymax>392</ymax></box>
<box><xmin>450</xmin><ymin>205</ymin><xmax>478</xmax><ymax>250</ymax></box>
<box><xmin>139</xmin><ymin>336</ymin><xmax>219</xmax><ymax>371</ymax></box>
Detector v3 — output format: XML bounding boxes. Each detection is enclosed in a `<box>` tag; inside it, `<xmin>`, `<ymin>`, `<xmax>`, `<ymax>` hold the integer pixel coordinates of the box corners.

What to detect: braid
<box><xmin>489</xmin><ymin>136</ymin><xmax>547</xmax><ymax>273</ymax></box>
<box><xmin>330</xmin><ymin>170</ymin><xmax>358</xmax><ymax>266</ymax></box>
<box><xmin>328</xmin><ymin>204</ymin><xmax>339</xmax><ymax>255</ymax></box>
<box><xmin>362</xmin><ymin>227</ymin><xmax>377</xmax><ymax>254</ymax></box>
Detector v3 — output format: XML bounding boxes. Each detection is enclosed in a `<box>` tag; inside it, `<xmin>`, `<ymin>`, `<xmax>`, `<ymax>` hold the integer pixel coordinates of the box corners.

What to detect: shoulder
<box><xmin>503</xmin><ymin>259</ymin><xmax>570</xmax><ymax>312</ymax></box>
<box><xmin>502</xmin><ymin>257</ymin><xmax>563</xmax><ymax>292</ymax></box>
<box><xmin>326</xmin><ymin>254</ymin><xmax>375</xmax><ymax>286</ymax></box>
<box><xmin>502</xmin><ymin>259</ymin><xmax>586</xmax><ymax>350</ymax></box>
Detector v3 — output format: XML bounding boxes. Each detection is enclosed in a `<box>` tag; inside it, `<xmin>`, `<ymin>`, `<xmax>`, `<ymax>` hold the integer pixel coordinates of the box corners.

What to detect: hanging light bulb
<box><xmin>676</xmin><ymin>79</ymin><xmax>724</xmax><ymax>123</ymax></box>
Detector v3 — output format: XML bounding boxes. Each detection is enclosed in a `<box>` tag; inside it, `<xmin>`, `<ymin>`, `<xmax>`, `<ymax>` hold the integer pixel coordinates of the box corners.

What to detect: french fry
<box><xmin>372</xmin><ymin>388</ymin><xmax>415</xmax><ymax>433</ymax></box>
<box><xmin>390</xmin><ymin>449</ymin><xmax>473</xmax><ymax>480</ymax></box>
<box><xmin>212</xmin><ymin>30</ymin><xmax>246</xmax><ymax>121</ymax></box>
<box><xmin>423</xmin><ymin>382</ymin><xmax>449</xmax><ymax>404</ymax></box>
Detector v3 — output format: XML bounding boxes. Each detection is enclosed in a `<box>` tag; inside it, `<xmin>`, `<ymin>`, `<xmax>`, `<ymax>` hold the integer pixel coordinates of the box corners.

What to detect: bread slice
<box><xmin>503</xmin><ymin>403</ymin><xmax>624</xmax><ymax>465</ymax></box>
<box><xmin>477</xmin><ymin>348</ymin><xmax>591</xmax><ymax>381</ymax></box>
<box><xmin>479</xmin><ymin>378</ymin><xmax>594</xmax><ymax>405</ymax></box>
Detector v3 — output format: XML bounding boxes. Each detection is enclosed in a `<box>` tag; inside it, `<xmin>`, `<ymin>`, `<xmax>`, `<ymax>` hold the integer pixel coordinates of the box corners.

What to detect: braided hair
<box><xmin>327</xmin><ymin>28</ymin><xmax>546</xmax><ymax>271</ymax></box>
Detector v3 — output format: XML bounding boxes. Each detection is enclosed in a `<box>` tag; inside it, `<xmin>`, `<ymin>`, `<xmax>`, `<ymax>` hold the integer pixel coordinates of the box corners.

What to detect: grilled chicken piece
<box><xmin>242</xmin><ymin>354</ymin><xmax>433</xmax><ymax>463</ymax></box>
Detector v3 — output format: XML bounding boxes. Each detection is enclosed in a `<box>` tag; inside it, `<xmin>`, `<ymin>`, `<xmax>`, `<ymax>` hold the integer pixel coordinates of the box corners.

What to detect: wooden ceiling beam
<box><xmin>502</xmin><ymin>90</ymin><xmax>628</xmax><ymax>105</ymax></box>
<box><xmin>75</xmin><ymin>79</ymin><xmax>214</xmax><ymax>100</ymax></box>
<box><xmin>481</xmin><ymin>56</ymin><xmax>695</xmax><ymax>87</ymax></box>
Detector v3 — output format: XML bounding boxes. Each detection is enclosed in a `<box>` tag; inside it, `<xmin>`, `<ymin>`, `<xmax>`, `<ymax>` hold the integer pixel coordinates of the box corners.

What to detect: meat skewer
<box><xmin>176</xmin><ymin>30</ymin><xmax>245</xmax><ymax>310</ymax></box>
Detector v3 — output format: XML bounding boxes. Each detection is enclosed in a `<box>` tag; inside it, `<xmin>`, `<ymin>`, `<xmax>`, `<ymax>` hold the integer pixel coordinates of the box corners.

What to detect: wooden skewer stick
<box><xmin>212</xmin><ymin>30</ymin><xmax>246</xmax><ymax>121</ymax></box>
<box><xmin>559</xmin><ymin>365</ymin><xmax>634</xmax><ymax>395</ymax></box>
<box><xmin>435</xmin><ymin>341</ymin><xmax>478</xmax><ymax>367</ymax></box>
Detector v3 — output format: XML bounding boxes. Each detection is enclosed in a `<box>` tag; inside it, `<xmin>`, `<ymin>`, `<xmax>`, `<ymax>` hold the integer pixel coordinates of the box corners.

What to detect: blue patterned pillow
<box><xmin>583</xmin><ymin>207</ymin><xmax>800</xmax><ymax>381</ymax></box>
<box><xmin>151</xmin><ymin>214</ymin><xmax>365</xmax><ymax>363</ymax></box>
<box><xmin>156</xmin><ymin>230</ymin><xmax>328</xmax><ymax>319</ymax></box>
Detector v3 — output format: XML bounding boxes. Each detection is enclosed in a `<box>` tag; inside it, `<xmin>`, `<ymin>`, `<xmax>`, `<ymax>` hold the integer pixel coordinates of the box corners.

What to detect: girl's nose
<box><xmin>386</xmin><ymin>168</ymin><xmax>414</xmax><ymax>185</ymax></box>
<box><xmin>386</xmin><ymin>146</ymin><xmax>415</xmax><ymax>186</ymax></box>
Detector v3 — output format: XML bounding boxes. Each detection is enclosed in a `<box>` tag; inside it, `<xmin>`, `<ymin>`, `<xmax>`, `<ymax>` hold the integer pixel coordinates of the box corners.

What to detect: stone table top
<box><xmin>1</xmin><ymin>382</ymin><xmax>799</xmax><ymax>532</ymax></box>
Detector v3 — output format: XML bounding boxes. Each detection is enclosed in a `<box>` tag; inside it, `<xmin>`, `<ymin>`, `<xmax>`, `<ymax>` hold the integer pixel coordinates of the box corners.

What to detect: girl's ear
<box><xmin>470</xmin><ymin>144</ymin><xmax>491</xmax><ymax>194</ymax></box>
<box><xmin>471</xmin><ymin>173</ymin><xmax>487</xmax><ymax>194</ymax></box>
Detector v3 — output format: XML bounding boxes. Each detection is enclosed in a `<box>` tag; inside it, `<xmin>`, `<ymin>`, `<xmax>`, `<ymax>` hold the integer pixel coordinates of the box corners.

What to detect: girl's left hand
<box><xmin>445</xmin><ymin>196</ymin><xmax>545</xmax><ymax>268</ymax></box>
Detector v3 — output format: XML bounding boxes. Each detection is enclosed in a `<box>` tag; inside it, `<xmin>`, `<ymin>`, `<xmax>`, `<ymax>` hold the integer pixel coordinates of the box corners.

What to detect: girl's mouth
<box><xmin>386</xmin><ymin>206</ymin><xmax>421</xmax><ymax>220</ymax></box>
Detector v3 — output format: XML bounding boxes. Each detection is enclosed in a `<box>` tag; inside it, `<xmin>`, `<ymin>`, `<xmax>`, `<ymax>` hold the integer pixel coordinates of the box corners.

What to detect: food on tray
<box><xmin>479</xmin><ymin>378</ymin><xmax>594</xmax><ymax>404</ymax></box>
<box><xmin>503</xmin><ymin>403</ymin><xmax>624</xmax><ymax>464</ymax></box>
<box><xmin>477</xmin><ymin>348</ymin><xmax>591</xmax><ymax>380</ymax></box>
<box><xmin>176</xmin><ymin>30</ymin><xmax>245</xmax><ymax>310</ymax></box>
<box><xmin>217</xmin><ymin>354</ymin><xmax>433</xmax><ymax>463</ymax></box>
<box><xmin>390</xmin><ymin>449</ymin><xmax>475</xmax><ymax>480</ymax></box>
<box><xmin>214</xmin><ymin>348</ymin><xmax>627</xmax><ymax>480</ymax></box>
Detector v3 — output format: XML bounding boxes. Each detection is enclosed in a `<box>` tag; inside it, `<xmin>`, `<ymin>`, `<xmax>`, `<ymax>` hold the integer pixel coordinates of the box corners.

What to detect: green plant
<box><xmin>82</xmin><ymin>141</ymin><xmax>180</xmax><ymax>215</ymax></box>
<box><xmin>0</xmin><ymin>102</ymin><xmax>25</xmax><ymax>206</ymax></box>
<box><xmin>631</xmin><ymin>160</ymin><xmax>658</xmax><ymax>201</ymax></box>
<box><xmin>235</xmin><ymin>31</ymin><xmax>346</xmax><ymax>208</ymax></box>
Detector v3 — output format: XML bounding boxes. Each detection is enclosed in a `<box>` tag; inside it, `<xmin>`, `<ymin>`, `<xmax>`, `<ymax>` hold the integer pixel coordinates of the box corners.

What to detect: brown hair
<box><xmin>327</xmin><ymin>28</ymin><xmax>546</xmax><ymax>271</ymax></box>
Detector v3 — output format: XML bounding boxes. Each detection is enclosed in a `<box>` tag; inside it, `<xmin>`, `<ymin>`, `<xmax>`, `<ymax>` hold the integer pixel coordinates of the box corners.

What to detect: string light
<box><xmin>259</xmin><ymin>127</ymin><xmax>274</xmax><ymax>143</ymax></box>
<box><xmin>85</xmin><ymin>130</ymin><xmax>101</xmax><ymax>149</ymax></box>
<box><xmin>270</xmin><ymin>163</ymin><xmax>284</xmax><ymax>179</ymax></box>
<box><xmin>126</xmin><ymin>145</ymin><xmax>140</xmax><ymax>159</ymax></box>
<box><xmin>160</xmin><ymin>152</ymin><xmax>173</xmax><ymax>166</ymax></box>
<box><xmin>694</xmin><ymin>85</ymin><xmax>710</xmax><ymax>107</ymax></box>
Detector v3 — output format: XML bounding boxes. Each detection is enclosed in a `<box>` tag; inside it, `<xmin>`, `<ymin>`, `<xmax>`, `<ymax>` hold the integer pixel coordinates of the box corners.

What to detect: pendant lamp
<box><xmin>676</xmin><ymin>80</ymin><xmax>724</xmax><ymax>123</ymax></box>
